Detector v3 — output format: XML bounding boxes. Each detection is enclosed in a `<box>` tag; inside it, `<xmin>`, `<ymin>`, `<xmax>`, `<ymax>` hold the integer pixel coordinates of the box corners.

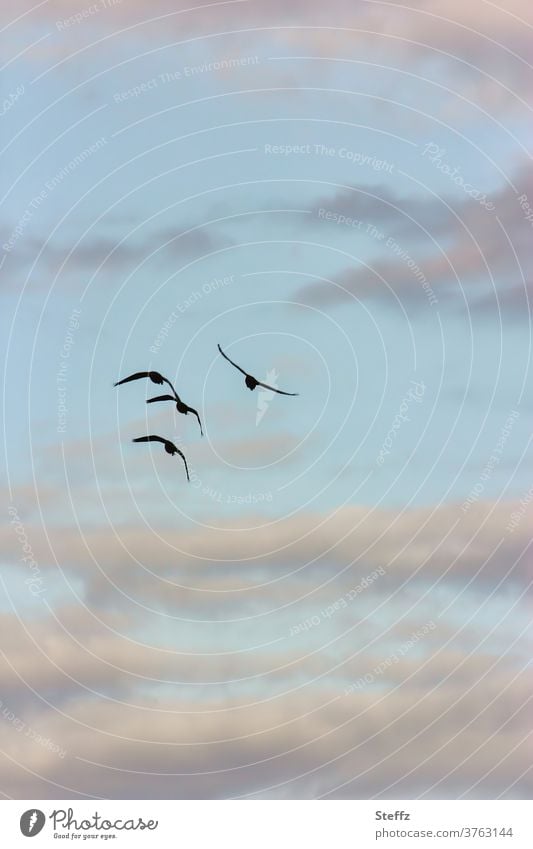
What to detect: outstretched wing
<box><xmin>132</xmin><ymin>435</ymin><xmax>166</xmax><ymax>445</ymax></box>
<box><xmin>217</xmin><ymin>343</ymin><xmax>248</xmax><ymax>376</ymax></box>
<box><xmin>146</xmin><ymin>395</ymin><xmax>175</xmax><ymax>404</ymax></box>
<box><xmin>256</xmin><ymin>380</ymin><xmax>299</xmax><ymax>396</ymax></box>
<box><xmin>187</xmin><ymin>405</ymin><xmax>203</xmax><ymax>437</ymax></box>
<box><xmin>161</xmin><ymin>375</ymin><xmax>179</xmax><ymax>397</ymax></box>
<box><xmin>114</xmin><ymin>371</ymin><xmax>150</xmax><ymax>386</ymax></box>
<box><xmin>174</xmin><ymin>448</ymin><xmax>190</xmax><ymax>482</ymax></box>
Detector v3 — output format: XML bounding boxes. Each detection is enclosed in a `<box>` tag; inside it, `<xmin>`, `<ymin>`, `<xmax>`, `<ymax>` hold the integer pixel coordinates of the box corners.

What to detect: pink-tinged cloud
<box><xmin>0</xmin><ymin>651</ymin><xmax>530</xmax><ymax>798</ymax></box>
<box><xmin>2</xmin><ymin>499</ymin><xmax>531</xmax><ymax>612</ymax></box>
<box><xmin>5</xmin><ymin>0</ymin><xmax>532</xmax><ymax>76</ymax></box>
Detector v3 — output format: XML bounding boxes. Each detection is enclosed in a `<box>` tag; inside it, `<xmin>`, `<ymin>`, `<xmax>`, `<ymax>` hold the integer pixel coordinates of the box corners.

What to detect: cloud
<box><xmin>11</xmin><ymin>0</ymin><xmax>532</xmax><ymax>43</ymax></box>
<box><xmin>7</xmin><ymin>0</ymin><xmax>532</xmax><ymax>117</ymax></box>
<box><xmin>0</xmin><ymin>648</ymin><xmax>530</xmax><ymax>798</ymax></box>
<box><xmin>297</xmin><ymin>165</ymin><xmax>533</xmax><ymax>309</ymax></box>
<box><xmin>3</xmin><ymin>226</ymin><xmax>232</xmax><ymax>282</ymax></box>
<box><xmin>471</xmin><ymin>279</ymin><xmax>533</xmax><ymax>317</ymax></box>
<box><xmin>2</xmin><ymin>486</ymin><xmax>531</xmax><ymax>798</ymax></box>
<box><xmin>2</xmin><ymin>498</ymin><xmax>530</xmax><ymax>617</ymax></box>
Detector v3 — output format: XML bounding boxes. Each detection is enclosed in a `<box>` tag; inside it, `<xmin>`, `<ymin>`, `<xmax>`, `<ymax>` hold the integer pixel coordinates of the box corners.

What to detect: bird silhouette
<box><xmin>132</xmin><ymin>435</ymin><xmax>190</xmax><ymax>481</ymax></box>
<box><xmin>114</xmin><ymin>371</ymin><xmax>175</xmax><ymax>391</ymax></box>
<box><xmin>217</xmin><ymin>344</ymin><xmax>298</xmax><ymax>395</ymax></box>
<box><xmin>146</xmin><ymin>393</ymin><xmax>203</xmax><ymax>436</ymax></box>
<box><xmin>115</xmin><ymin>370</ymin><xmax>203</xmax><ymax>435</ymax></box>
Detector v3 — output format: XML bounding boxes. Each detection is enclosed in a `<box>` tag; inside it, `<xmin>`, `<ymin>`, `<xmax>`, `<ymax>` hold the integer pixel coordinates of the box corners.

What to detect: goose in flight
<box><xmin>114</xmin><ymin>371</ymin><xmax>175</xmax><ymax>391</ymax></box>
<box><xmin>217</xmin><ymin>344</ymin><xmax>298</xmax><ymax>395</ymax></box>
<box><xmin>132</xmin><ymin>435</ymin><xmax>190</xmax><ymax>481</ymax></box>
<box><xmin>146</xmin><ymin>393</ymin><xmax>203</xmax><ymax>437</ymax></box>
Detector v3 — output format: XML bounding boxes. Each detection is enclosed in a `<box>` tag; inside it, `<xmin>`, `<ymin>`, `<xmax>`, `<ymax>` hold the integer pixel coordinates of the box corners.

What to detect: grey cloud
<box><xmin>298</xmin><ymin>165</ymin><xmax>533</xmax><ymax>309</ymax></box>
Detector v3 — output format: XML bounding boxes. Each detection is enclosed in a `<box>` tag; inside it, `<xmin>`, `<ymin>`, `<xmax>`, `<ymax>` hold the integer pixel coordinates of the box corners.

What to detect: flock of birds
<box><xmin>114</xmin><ymin>343</ymin><xmax>299</xmax><ymax>482</ymax></box>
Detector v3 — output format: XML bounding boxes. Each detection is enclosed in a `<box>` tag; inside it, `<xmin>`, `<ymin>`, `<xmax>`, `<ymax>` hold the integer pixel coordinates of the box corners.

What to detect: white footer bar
<box><xmin>2</xmin><ymin>800</ymin><xmax>532</xmax><ymax>847</ymax></box>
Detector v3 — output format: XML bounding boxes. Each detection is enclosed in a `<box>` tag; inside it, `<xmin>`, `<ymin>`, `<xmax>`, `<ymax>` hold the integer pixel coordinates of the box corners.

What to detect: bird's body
<box><xmin>132</xmin><ymin>435</ymin><xmax>190</xmax><ymax>481</ymax></box>
<box><xmin>217</xmin><ymin>344</ymin><xmax>299</xmax><ymax>396</ymax></box>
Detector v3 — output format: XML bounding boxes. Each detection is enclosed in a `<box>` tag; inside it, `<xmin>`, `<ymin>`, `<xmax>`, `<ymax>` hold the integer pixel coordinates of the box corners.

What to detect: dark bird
<box><xmin>132</xmin><ymin>435</ymin><xmax>190</xmax><ymax>481</ymax></box>
<box><xmin>115</xmin><ymin>370</ymin><xmax>203</xmax><ymax>436</ymax></box>
<box><xmin>146</xmin><ymin>393</ymin><xmax>203</xmax><ymax>437</ymax></box>
<box><xmin>217</xmin><ymin>343</ymin><xmax>298</xmax><ymax>395</ymax></box>
<box><xmin>114</xmin><ymin>371</ymin><xmax>175</xmax><ymax>390</ymax></box>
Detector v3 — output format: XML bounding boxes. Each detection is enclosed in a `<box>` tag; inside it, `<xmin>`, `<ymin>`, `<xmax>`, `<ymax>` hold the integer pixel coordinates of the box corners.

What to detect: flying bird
<box><xmin>146</xmin><ymin>393</ymin><xmax>203</xmax><ymax>436</ymax></box>
<box><xmin>114</xmin><ymin>371</ymin><xmax>175</xmax><ymax>391</ymax></box>
<box><xmin>217</xmin><ymin>343</ymin><xmax>298</xmax><ymax>395</ymax></box>
<box><xmin>132</xmin><ymin>435</ymin><xmax>190</xmax><ymax>481</ymax></box>
<box><xmin>115</xmin><ymin>370</ymin><xmax>203</xmax><ymax>435</ymax></box>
